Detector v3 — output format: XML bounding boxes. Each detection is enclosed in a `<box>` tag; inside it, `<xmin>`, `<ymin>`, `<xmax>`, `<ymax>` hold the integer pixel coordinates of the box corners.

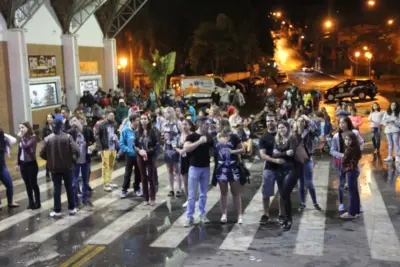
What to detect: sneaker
<box><xmin>69</xmin><ymin>208</ymin><xmax>77</xmax><ymax>216</ymax></box>
<box><xmin>277</xmin><ymin>215</ymin><xmax>285</xmax><ymax>225</ymax></box>
<box><xmin>338</xmin><ymin>204</ymin><xmax>345</xmax><ymax>212</ymax></box>
<box><xmin>104</xmin><ymin>185</ymin><xmax>112</xmax><ymax>192</ymax></box>
<box><xmin>220</xmin><ymin>214</ymin><xmax>227</xmax><ymax>224</ymax></box>
<box><xmin>109</xmin><ymin>183</ymin><xmax>118</xmax><ymax>189</ymax></box>
<box><xmin>168</xmin><ymin>191</ymin><xmax>175</xmax><ymax>197</ymax></box>
<box><xmin>237</xmin><ymin>216</ymin><xmax>243</xmax><ymax>224</ymax></box>
<box><xmin>8</xmin><ymin>203</ymin><xmax>20</xmax><ymax>208</ymax></box>
<box><xmin>135</xmin><ymin>189</ymin><xmax>143</xmax><ymax>197</ymax></box>
<box><xmin>340</xmin><ymin>212</ymin><xmax>357</xmax><ymax>219</ymax></box>
<box><xmin>384</xmin><ymin>157</ymin><xmax>393</xmax><ymax>162</ymax></box>
<box><xmin>359</xmin><ymin>206</ymin><xmax>363</xmax><ymax>213</ymax></box>
<box><xmin>282</xmin><ymin>219</ymin><xmax>292</xmax><ymax>231</ymax></box>
<box><xmin>50</xmin><ymin>211</ymin><xmax>62</xmax><ymax>218</ymax></box>
<box><xmin>298</xmin><ymin>203</ymin><xmax>306</xmax><ymax>212</ymax></box>
<box><xmin>259</xmin><ymin>214</ymin><xmax>269</xmax><ymax>225</ymax></box>
<box><xmin>199</xmin><ymin>215</ymin><xmax>210</xmax><ymax>224</ymax></box>
<box><xmin>314</xmin><ymin>203</ymin><xmax>322</xmax><ymax>211</ymax></box>
<box><xmin>184</xmin><ymin>219</ymin><xmax>194</xmax><ymax>228</ymax></box>
<box><xmin>182</xmin><ymin>201</ymin><xmax>188</xmax><ymax>208</ymax></box>
<box><xmin>121</xmin><ymin>191</ymin><xmax>127</xmax><ymax>199</ymax></box>
<box><xmin>176</xmin><ymin>191</ymin><xmax>182</xmax><ymax>198</ymax></box>
<box><xmin>150</xmin><ymin>200</ymin><xmax>155</xmax><ymax>206</ymax></box>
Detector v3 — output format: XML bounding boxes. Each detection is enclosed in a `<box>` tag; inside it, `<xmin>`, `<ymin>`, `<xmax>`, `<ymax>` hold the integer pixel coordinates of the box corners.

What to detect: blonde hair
<box><xmin>275</xmin><ymin>121</ymin><xmax>292</xmax><ymax>144</ymax></box>
<box><xmin>163</xmin><ymin>106</ymin><xmax>176</xmax><ymax>121</ymax></box>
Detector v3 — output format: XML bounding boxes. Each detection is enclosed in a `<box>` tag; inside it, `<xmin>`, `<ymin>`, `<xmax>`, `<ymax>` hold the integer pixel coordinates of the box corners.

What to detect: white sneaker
<box><xmin>69</xmin><ymin>208</ymin><xmax>77</xmax><ymax>216</ymax></box>
<box><xmin>104</xmin><ymin>185</ymin><xmax>112</xmax><ymax>192</ymax></box>
<box><xmin>184</xmin><ymin>219</ymin><xmax>194</xmax><ymax>228</ymax></box>
<box><xmin>50</xmin><ymin>211</ymin><xmax>61</xmax><ymax>218</ymax></box>
<box><xmin>220</xmin><ymin>214</ymin><xmax>227</xmax><ymax>224</ymax></box>
<box><xmin>199</xmin><ymin>215</ymin><xmax>210</xmax><ymax>224</ymax></box>
<box><xmin>384</xmin><ymin>157</ymin><xmax>393</xmax><ymax>162</ymax></box>
<box><xmin>182</xmin><ymin>201</ymin><xmax>188</xmax><ymax>208</ymax></box>
<box><xmin>237</xmin><ymin>216</ymin><xmax>243</xmax><ymax>224</ymax></box>
<box><xmin>109</xmin><ymin>183</ymin><xmax>118</xmax><ymax>189</ymax></box>
<box><xmin>135</xmin><ymin>189</ymin><xmax>143</xmax><ymax>197</ymax></box>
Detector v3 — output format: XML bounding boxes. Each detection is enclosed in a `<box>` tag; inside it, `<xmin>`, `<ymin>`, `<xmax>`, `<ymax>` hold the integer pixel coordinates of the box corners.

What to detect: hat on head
<box><xmin>119</xmin><ymin>99</ymin><xmax>125</xmax><ymax>103</ymax></box>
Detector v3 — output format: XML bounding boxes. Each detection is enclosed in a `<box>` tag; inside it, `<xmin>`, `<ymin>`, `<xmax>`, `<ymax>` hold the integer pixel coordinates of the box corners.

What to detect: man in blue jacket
<box><xmin>119</xmin><ymin>114</ymin><xmax>141</xmax><ymax>198</ymax></box>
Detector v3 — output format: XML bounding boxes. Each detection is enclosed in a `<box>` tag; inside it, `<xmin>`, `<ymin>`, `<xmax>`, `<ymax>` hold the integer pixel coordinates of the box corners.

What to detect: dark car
<box><xmin>324</xmin><ymin>79</ymin><xmax>378</xmax><ymax>102</ymax></box>
<box><xmin>302</xmin><ymin>65</ymin><xmax>314</xmax><ymax>73</ymax></box>
<box><xmin>226</xmin><ymin>81</ymin><xmax>246</xmax><ymax>93</ymax></box>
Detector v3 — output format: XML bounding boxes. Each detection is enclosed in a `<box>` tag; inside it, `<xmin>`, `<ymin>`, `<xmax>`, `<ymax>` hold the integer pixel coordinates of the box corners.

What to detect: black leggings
<box><xmin>276</xmin><ymin>168</ymin><xmax>298</xmax><ymax>220</ymax></box>
<box><xmin>20</xmin><ymin>161</ymin><xmax>40</xmax><ymax>206</ymax></box>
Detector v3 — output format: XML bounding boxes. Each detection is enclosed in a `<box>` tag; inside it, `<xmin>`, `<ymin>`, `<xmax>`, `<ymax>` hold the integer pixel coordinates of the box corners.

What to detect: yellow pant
<box><xmin>101</xmin><ymin>150</ymin><xmax>116</xmax><ymax>184</ymax></box>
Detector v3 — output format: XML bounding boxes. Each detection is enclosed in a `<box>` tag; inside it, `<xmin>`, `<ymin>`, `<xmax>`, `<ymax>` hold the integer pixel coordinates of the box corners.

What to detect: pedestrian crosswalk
<box><xmin>0</xmin><ymin>158</ymin><xmax>400</xmax><ymax>266</ymax></box>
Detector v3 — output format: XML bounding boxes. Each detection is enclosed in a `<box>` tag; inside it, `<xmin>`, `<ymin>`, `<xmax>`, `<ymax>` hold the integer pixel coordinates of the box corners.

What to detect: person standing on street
<box><xmin>211</xmin><ymin>88</ymin><xmax>221</xmax><ymax>106</ymax></box>
<box><xmin>120</xmin><ymin>114</ymin><xmax>141</xmax><ymax>198</ymax></box>
<box><xmin>368</xmin><ymin>102</ymin><xmax>384</xmax><ymax>154</ymax></box>
<box><xmin>183</xmin><ymin>116</ymin><xmax>213</xmax><ymax>227</ymax></box>
<box><xmin>95</xmin><ymin>110</ymin><xmax>119</xmax><ymax>192</ymax></box>
<box><xmin>40</xmin><ymin>119</ymin><xmax>80</xmax><ymax>217</ymax></box>
<box><xmin>68</xmin><ymin>116</ymin><xmax>95</xmax><ymax>208</ymax></box>
<box><xmin>116</xmin><ymin>99</ymin><xmax>129</xmax><ymax>125</ymax></box>
<box><xmin>382</xmin><ymin>101</ymin><xmax>400</xmax><ymax>162</ymax></box>
<box><xmin>42</xmin><ymin>114</ymin><xmax>54</xmax><ymax>181</ymax></box>
<box><xmin>16</xmin><ymin>122</ymin><xmax>40</xmax><ymax>210</ymax></box>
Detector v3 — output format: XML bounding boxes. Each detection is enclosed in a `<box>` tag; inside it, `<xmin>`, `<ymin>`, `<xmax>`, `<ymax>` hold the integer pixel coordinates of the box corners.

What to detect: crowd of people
<box><xmin>0</xmin><ymin>82</ymin><xmax>396</xmax><ymax>232</ymax></box>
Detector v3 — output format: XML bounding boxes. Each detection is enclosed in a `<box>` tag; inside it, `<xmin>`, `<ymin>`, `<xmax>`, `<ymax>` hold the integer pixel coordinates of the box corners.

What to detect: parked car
<box><xmin>274</xmin><ymin>72</ymin><xmax>289</xmax><ymax>85</ymax></box>
<box><xmin>237</xmin><ymin>76</ymin><xmax>265</xmax><ymax>92</ymax></box>
<box><xmin>302</xmin><ymin>65</ymin><xmax>314</xmax><ymax>73</ymax></box>
<box><xmin>226</xmin><ymin>81</ymin><xmax>246</xmax><ymax>93</ymax></box>
<box><xmin>324</xmin><ymin>79</ymin><xmax>378</xmax><ymax>102</ymax></box>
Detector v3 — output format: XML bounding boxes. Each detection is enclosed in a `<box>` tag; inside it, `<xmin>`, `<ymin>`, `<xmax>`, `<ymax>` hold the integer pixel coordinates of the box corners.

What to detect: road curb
<box><xmin>316</xmin><ymin>70</ymin><xmax>345</xmax><ymax>81</ymax></box>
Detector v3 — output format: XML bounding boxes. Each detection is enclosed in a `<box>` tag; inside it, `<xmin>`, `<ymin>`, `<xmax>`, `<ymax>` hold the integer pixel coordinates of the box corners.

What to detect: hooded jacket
<box><xmin>119</xmin><ymin>125</ymin><xmax>137</xmax><ymax>157</ymax></box>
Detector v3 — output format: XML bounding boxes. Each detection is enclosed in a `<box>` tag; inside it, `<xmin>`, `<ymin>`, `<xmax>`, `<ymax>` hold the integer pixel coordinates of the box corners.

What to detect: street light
<box><xmin>276</xmin><ymin>12</ymin><xmax>282</xmax><ymax>18</ymax></box>
<box><xmin>119</xmin><ymin>58</ymin><xmax>128</xmax><ymax>91</ymax></box>
<box><xmin>365</xmin><ymin>52</ymin><xmax>373</xmax><ymax>78</ymax></box>
<box><xmin>282</xmin><ymin>21</ymin><xmax>286</xmax><ymax>25</ymax></box>
<box><xmin>388</xmin><ymin>19</ymin><xmax>394</xmax><ymax>25</ymax></box>
<box><xmin>367</xmin><ymin>0</ymin><xmax>376</xmax><ymax>7</ymax></box>
<box><xmin>355</xmin><ymin>51</ymin><xmax>360</xmax><ymax>77</ymax></box>
<box><xmin>363</xmin><ymin>46</ymin><xmax>368</xmax><ymax>51</ymax></box>
<box><xmin>324</xmin><ymin>19</ymin><xmax>333</xmax><ymax>29</ymax></box>
<box><xmin>301</xmin><ymin>35</ymin><xmax>305</xmax><ymax>39</ymax></box>
<box><xmin>152</xmin><ymin>62</ymin><xmax>157</xmax><ymax>67</ymax></box>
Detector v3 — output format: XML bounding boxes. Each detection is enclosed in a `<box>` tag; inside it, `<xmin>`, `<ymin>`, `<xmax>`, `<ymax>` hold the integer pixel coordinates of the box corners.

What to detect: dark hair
<box><xmin>387</xmin><ymin>101</ymin><xmax>400</xmax><ymax>116</ymax></box>
<box><xmin>351</xmin><ymin>107</ymin><xmax>357</xmax><ymax>113</ymax></box>
<box><xmin>343</xmin><ymin>131</ymin><xmax>360</xmax><ymax>148</ymax></box>
<box><xmin>371</xmin><ymin>102</ymin><xmax>381</xmax><ymax>112</ymax></box>
<box><xmin>19</xmin><ymin>121</ymin><xmax>34</xmax><ymax>139</ymax></box>
<box><xmin>0</xmin><ymin>128</ymin><xmax>5</xmax><ymax>151</ymax></box>
<box><xmin>54</xmin><ymin>108</ymin><xmax>61</xmax><ymax>114</ymax></box>
<box><xmin>129</xmin><ymin>114</ymin><xmax>139</xmax><ymax>122</ymax></box>
<box><xmin>315</xmin><ymin>111</ymin><xmax>324</xmax><ymax>118</ymax></box>
<box><xmin>266</xmin><ymin>111</ymin><xmax>277</xmax><ymax>119</ymax></box>
<box><xmin>183</xmin><ymin>119</ymin><xmax>195</xmax><ymax>132</ymax></box>
<box><xmin>137</xmin><ymin>114</ymin><xmax>153</xmax><ymax>137</ymax></box>
<box><xmin>339</xmin><ymin>116</ymin><xmax>354</xmax><ymax>133</ymax></box>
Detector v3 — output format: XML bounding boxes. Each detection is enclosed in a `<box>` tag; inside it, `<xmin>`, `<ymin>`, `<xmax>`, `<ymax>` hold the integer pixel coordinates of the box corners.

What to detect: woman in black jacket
<box><xmin>134</xmin><ymin>114</ymin><xmax>159</xmax><ymax>206</ymax></box>
<box><xmin>42</xmin><ymin>114</ymin><xmax>54</xmax><ymax>180</ymax></box>
<box><xmin>273</xmin><ymin>121</ymin><xmax>298</xmax><ymax>231</ymax></box>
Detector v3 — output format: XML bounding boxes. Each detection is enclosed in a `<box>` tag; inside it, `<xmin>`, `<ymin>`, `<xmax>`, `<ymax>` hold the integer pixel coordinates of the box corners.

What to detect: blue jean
<box><xmin>386</xmin><ymin>132</ymin><xmax>399</xmax><ymax>157</ymax></box>
<box><xmin>73</xmin><ymin>163</ymin><xmax>90</xmax><ymax>205</ymax></box>
<box><xmin>372</xmin><ymin>127</ymin><xmax>381</xmax><ymax>150</ymax></box>
<box><xmin>346</xmin><ymin>169</ymin><xmax>360</xmax><ymax>216</ymax></box>
<box><xmin>52</xmin><ymin>172</ymin><xmax>74</xmax><ymax>212</ymax></box>
<box><xmin>336</xmin><ymin>165</ymin><xmax>346</xmax><ymax>205</ymax></box>
<box><xmin>0</xmin><ymin>159</ymin><xmax>14</xmax><ymax>205</ymax></box>
<box><xmin>186</xmin><ymin>166</ymin><xmax>210</xmax><ymax>221</ymax></box>
<box><xmin>298</xmin><ymin>159</ymin><xmax>317</xmax><ymax>205</ymax></box>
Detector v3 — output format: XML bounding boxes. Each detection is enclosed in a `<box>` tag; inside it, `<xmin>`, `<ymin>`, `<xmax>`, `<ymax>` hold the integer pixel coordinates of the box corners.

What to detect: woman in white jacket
<box><xmin>0</xmin><ymin>129</ymin><xmax>19</xmax><ymax>209</ymax></box>
<box><xmin>330</xmin><ymin>116</ymin><xmax>364</xmax><ymax>212</ymax></box>
<box><xmin>368</xmin><ymin>102</ymin><xmax>384</xmax><ymax>154</ymax></box>
<box><xmin>382</xmin><ymin>101</ymin><xmax>400</xmax><ymax>162</ymax></box>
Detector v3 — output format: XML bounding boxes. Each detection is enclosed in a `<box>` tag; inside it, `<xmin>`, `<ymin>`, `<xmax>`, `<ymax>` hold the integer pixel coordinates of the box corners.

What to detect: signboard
<box><xmin>30</xmin><ymin>83</ymin><xmax>59</xmax><ymax>109</ymax></box>
<box><xmin>28</xmin><ymin>55</ymin><xmax>57</xmax><ymax>78</ymax></box>
<box><xmin>80</xmin><ymin>79</ymin><xmax>99</xmax><ymax>95</ymax></box>
<box><xmin>80</xmin><ymin>61</ymin><xmax>98</xmax><ymax>75</ymax></box>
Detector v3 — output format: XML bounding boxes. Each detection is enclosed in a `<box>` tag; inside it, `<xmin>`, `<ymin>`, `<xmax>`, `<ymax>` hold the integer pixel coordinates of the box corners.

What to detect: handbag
<box><xmin>238</xmin><ymin>161</ymin><xmax>251</xmax><ymax>185</ymax></box>
<box><xmin>295</xmin><ymin>143</ymin><xmax>309</xmax><ymax>164</ymax></box>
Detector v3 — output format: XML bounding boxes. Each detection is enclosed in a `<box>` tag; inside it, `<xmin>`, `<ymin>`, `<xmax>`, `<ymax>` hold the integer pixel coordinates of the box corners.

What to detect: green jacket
<box><xmin>116</xmin><ymin>104</ymin><xmax>129</xmax><ymax>124</ymax></box>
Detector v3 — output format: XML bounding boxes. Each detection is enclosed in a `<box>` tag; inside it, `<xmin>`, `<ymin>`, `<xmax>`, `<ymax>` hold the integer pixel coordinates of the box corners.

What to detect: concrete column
<box><xmin>104</xmin><ymin>38</ymin><xmax>118</xmax><ymax>90</ymax></box>
<box><xmin>7</xmin><ymin>29</ymin><xmax>31</xmax><ymax>134</ymax></box>
<box><xmin>62</xmin><ymin>34</ymin><xmax>80</xmax><ymax>112</ymax></box>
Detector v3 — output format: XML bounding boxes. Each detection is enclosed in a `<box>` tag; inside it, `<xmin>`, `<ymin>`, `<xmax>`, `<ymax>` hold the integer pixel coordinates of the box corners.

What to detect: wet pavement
<box><xmin>1</xmin><ymin>72</ymin><xmax>400</xmax><ymax>266</ymax></box>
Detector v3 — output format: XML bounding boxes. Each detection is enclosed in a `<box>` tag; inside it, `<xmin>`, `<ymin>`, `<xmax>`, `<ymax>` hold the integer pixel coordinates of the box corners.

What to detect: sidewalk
<box><xmin>5</xmin><ymin>142</ymin><xmax>46</xmax><ymax>179</ymax></box>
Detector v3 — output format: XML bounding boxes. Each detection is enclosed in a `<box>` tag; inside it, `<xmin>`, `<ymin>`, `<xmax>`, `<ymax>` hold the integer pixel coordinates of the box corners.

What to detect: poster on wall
<box><xmin>30</xmin><ymin>83</ymin><xmax>59</xmax><ymax>109</ymax></box>
<box><xmin>80</xmin><ymin>79</ymin><xmax>99</xmax><ymax>95</ymax></box>
<box><xmin>28</xmin><ymin>55</ymin><xmax>57</xmax><ymax>78</ymax></box>
<box><xmin>80</xmin><ymin>62</ymin><xmax>98</xmax><ymax>75</ymax></box>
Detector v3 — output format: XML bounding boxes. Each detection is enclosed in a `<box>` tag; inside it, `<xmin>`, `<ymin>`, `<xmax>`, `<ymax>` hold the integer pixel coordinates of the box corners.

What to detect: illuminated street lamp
<box><xmin>363</xmin><ymin>46</ymin><xmax>368</xmax><ymax>51</ymax></box>
<box><xmin>324</xmin><ymin>19</ymin><xmax>333</xmax><ymax>29</ymax></box>
<box><xmin>365</xmin><ymin>52</ymin><xmax>373</xmax><ymax>78</ymax></box>
<box><xmin>119</xmin><ymin>58</ymin><xmax>128</xmax><ymax>90</ymax></box>
<box><xmin>276</xmin><ymin>12</ymin><xmax>282</xmax><ymax>18</ymax></box>
<box><xmin>355</xmin><ymin>51</ymin><xmax>361</xmax><ymax>77</ymax></box>
<box><xmin>388</xmin><ymin>19</ymin><xmax>394</xmax><ymax>25</ymax></box>
<box><xmin>282</xmin><ymin>21</ymin><xmax>286</xmax><ymax>25</ymax></box>
<box><xmin>367</xmin><ymin>0</ymin><xmax>375</xmax><ymax>7</ymax></box>
<box><xmin>301</xmin><ymin>35</ymin><xmax>305</xmax><ymax>39</ymax></box>
<box><xmin>152</xmin><ymin>62</ymin><xmax>157</xmax><ymax>67</ymax></box>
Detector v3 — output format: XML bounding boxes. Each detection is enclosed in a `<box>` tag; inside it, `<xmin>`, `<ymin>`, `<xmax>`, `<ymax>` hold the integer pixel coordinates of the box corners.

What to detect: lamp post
<box><xmin>119</xmin><ymin>58</ymin><xmax>128</xmax><ymax>91</ymax></box>
<box><xmin>355</xmin><ymin>51</ymin><xmax>360</xmax><ymax>77</ymax></box>
<box><xmin>365</xmin><ymin>52</ymin><xmax>372</xmax><ymax>78</ymax></box>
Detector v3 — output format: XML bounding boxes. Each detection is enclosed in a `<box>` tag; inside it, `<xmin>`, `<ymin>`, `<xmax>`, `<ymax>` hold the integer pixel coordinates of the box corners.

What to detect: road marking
<box><xmin>219</xmin><ymin>185</ymin><xmax>277</xmax><ymax>251</ymax></box>
<box><xmin>294</xmin><ymin>161</ymin><xmax>330</xmax><ymax>256</ymax></box>
<box><xmin>60</xmin><ymin>245</ymin><xmax>95</xmax><ymax>267</ymax></box>
<box><xmin>0</xmin><ymin>163</ymin><xmax>101</xmax><ymax>194</ymax></box>
<box><xmin>361</xmin><ymin>166</ymin><xmax>400</xmax><ymax>262</ymax></box>
<box><xmin>19</xmin><ymin>167</ymin><xmax>168</xmax><ymax>244</ymax></box>
<box><xmin>71</xmin><ymin>246</ymin><xmax>105</xmax><ymax>267</ymax></box>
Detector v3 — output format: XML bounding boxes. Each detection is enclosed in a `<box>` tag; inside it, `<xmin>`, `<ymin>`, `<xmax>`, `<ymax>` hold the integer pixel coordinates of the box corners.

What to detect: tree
<box><xmin>138</xmin><ymin>50</ymin><xmax>176</xmax><ymax>97</ymax></box>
